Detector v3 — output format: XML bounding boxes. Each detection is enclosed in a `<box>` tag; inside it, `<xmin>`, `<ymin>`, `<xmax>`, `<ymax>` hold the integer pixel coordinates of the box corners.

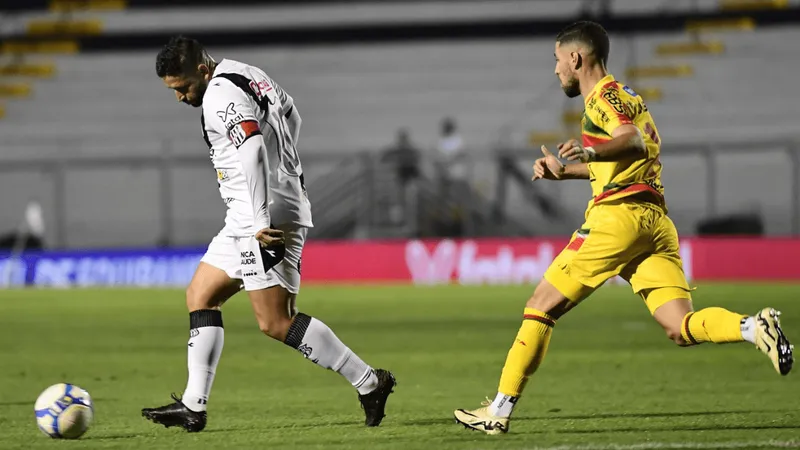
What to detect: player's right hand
<box><xmin>255</xmin><ymin>227</ymin><xmax>285</xmax><ymax>248</ymax></box>
<box><xmin>532</xmin><ymin>145</ymin><xmax>565</xmax><ymax>181</ymax></box>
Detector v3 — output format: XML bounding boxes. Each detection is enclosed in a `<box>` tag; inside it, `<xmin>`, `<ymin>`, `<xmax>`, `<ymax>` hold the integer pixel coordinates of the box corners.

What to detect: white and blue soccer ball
<box><xmin>34</xmin><ymin>383</ymin><xmax>94</xmax><ymax>439</ymax></box>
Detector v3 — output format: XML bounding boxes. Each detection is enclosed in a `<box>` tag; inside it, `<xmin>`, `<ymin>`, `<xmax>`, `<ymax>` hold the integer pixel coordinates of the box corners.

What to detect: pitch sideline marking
<box><xmin>514</xmin><ymin>440</ymin><xmax>800</xmax><ymax>450</ymax></box>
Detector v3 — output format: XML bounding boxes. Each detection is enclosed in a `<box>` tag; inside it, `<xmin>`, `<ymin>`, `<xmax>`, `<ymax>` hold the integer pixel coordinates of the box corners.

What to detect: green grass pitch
<box><xmin>0</xmin><ymin>283</ymin><xmax>798</xmax><ymax>449</ymax></box>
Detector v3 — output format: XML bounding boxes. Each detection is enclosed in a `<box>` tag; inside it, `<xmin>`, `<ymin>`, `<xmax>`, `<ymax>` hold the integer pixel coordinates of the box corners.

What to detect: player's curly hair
<box><xmin>155</xmin><ymin>36</ymin><xmax>211</xmax><ymax>77</ymax></box>
<box><xmin>556</xmin><ymin>21</ymin><xmax>610</xmax><ymax>67</ymax></box>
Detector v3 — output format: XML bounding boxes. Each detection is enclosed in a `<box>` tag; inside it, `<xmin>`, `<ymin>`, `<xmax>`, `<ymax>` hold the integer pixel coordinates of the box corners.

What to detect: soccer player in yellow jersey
<box><xmin>454</xmin><ymin>21</ymin><xmax>794</xmax><ymax>435</ymax></box>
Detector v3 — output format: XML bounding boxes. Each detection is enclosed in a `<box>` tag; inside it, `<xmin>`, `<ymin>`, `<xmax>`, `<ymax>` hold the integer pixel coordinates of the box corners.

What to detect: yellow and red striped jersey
<box><xmin>582</xmin><ymin>74</ymin><xmax>665</xmax><ymax>213</ymax></box>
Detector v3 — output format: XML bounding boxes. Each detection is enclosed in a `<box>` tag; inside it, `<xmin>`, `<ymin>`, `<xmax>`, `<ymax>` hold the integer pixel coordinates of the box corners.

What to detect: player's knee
<box><xmin>257</xmin><ymin>315</ymin><xmax>292</xmax><ymax>341</ymax></box>
<box><xmin>526</xmin><ymin>281</ymin><xmax>576</xmax><ymax>319</ymax></box>
<box><xmin>664</xmin><ymin>325</ymin><xmax>688</xmax><ymax>346</ymax></box>
<box><xmin>185</xmin><ymin>284</ymin><xmax>210</xmax><ymax>312</ymax></box>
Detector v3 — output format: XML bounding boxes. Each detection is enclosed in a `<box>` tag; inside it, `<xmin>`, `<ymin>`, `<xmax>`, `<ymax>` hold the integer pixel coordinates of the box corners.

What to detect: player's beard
<box><xmin>561</xmin><ymin>76</ymin><xmax>581</xmax><ymax>98</ymax></box>
<box><xmin>189</xmin><ymin>81</ymin><xmax>209</xmax><ymax>107</ymax></box>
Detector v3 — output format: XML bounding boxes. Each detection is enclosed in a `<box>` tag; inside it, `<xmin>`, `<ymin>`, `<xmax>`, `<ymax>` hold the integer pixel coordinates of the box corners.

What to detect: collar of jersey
<box><xmin>585</xmin><ymin>74</ymin><xmax>616</xmax><ymax>106</ymax></box>
<box><xmin>212</xmin><ymin>58</ymin><xmax>235</xmax><ymax>78</ymax></box>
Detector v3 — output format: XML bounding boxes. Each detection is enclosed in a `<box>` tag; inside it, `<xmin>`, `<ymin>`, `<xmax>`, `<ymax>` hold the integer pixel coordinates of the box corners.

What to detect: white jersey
<box><xmin>201</xmin><ymin>59</ymin><xmax>313</xmax><ymax>235</ymax></box>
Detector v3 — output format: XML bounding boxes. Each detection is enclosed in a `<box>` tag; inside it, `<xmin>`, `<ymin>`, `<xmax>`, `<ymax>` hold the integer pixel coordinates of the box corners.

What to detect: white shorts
<box><xmin>200</xmin><ymin>225</ymin><xmax>307</xmax><ymax>293</ymax></box>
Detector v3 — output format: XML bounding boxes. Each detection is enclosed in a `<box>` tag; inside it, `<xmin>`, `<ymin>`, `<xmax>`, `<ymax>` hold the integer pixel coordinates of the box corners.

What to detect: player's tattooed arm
<box><xmin>559</xmin><ymin>125</ymin><xmax>646</xmax><ymax>163</ymax></box>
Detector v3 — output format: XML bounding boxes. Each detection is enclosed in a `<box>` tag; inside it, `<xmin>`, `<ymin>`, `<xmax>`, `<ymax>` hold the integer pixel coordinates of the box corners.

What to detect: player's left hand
<box><xmin>255</xmin><ymin>227</ymin><xmax>285</xmax><ymax>248</ymax></box>
<box><xmin>558</xmin><ymin>139</ymin><xmax>596</xmax><ymax>162</ymax></box>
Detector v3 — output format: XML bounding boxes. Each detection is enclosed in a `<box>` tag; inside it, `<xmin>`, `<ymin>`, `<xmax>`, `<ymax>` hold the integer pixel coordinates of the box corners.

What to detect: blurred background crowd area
<box><xmin>0</xmin><ymin>0</ymin><xmax>798</xmax><ymax>250</ymax></box>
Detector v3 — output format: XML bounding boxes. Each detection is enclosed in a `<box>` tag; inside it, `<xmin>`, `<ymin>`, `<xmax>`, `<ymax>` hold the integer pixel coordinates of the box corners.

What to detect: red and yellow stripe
<box><xmin>594</xmin><ymin>183</ymin><xmax>664</xmax><ymax>204</ymax></box>
<box><xmin>593</xmin><ymin>183</ymin><xmax>663</xmax><ymax>204</ymax></box>
<box><xmin>523</xmin><ymin>313</ymin><xmax>556</xmax><ymax>327</ymax></box>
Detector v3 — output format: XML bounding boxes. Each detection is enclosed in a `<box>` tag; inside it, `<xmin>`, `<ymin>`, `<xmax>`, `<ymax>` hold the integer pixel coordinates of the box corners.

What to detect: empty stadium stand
<box><xmin>0</xmin><ymin>0</ymin><xmax>798</xmax><ymax>247</ymax></box>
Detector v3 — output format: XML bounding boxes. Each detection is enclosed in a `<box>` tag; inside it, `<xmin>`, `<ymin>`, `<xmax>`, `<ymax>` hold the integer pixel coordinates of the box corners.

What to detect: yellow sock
<box><xmin>497</xmin><ymin>308</ymin><xmax>556</xmax><ymax>397</ymax></box>
<box><xmin>681</xmin><ymin>307</ymin><xmax>746</xmax><ymax>345</ymax></box>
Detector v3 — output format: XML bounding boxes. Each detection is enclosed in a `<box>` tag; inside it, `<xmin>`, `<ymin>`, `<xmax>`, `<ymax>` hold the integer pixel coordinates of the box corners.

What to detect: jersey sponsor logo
<box><xmin>217</xmin><ymin>102</ymin><xmax>246</xmax><ymax>131</ymax></box>
<box><xmin>591</xmin><ymin>105</ymin><xmax>611</xmax><ymax>126</ymax></box>
<box><xmin>587</xmin><ymin>96</ymin><xmax>611</xmax><ymax>126</ymax></box>
<box><xmin>216</xmin><ymin>169</ymin><xmax>230</xmax><ymax>182</ymax></box>
<box><xmin>229</xmin><ymin>120</ymin><xmax>261</xmax><ymax>148</ymax></box>
<box><xmin>250</xmin><ymin>77</ymin><xmax>288</xmax><ymax>105</ymax></box>
<box><xmin>249</xmin><ymin>79</ymin><xmax>274</xmax><ymax>103</ymax></box>
<box><xmin>216</xmin><ymin>102</ymin><xmax>236</xmax><ymax>123</ymax></box>
<box><xmin>240</xmin><ymin>250</ymin><xmax>257</xmax><ymax>266</ymax></box>
<box><xmin>601</xmin><ymin>89</ymin><xmax>626</xmax><ymax>115</ymax></box>
<box><xmin>622</xmin><ymin>85</ymin><xmax>638</xmax><ymax>97</ymax></box>
<box><xmin>625</xmin><ymin>100</ymin><xmax>649</xmax><ymax>118</ymax></box>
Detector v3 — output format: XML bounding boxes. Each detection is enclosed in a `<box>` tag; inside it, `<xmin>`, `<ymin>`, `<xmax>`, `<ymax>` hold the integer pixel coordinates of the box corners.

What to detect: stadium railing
<box><xmin>0</xmin><ymin>138</ymin><xmax>797</xmax><ymax>250</ymax></box>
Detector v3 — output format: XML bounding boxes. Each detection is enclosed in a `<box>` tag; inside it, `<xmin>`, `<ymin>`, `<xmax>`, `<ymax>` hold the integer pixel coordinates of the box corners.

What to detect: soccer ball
<box><xmin>34</xmin><ymin>383</ymin><xmax>94</xmax><ymax>439</ymax></box>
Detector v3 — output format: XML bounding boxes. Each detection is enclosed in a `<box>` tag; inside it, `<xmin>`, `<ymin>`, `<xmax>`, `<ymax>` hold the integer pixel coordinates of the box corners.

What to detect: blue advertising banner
<box><xmin>0</xmin><ymin>248</ymin><xmax>205</xmax><ymax>288</ymax></box>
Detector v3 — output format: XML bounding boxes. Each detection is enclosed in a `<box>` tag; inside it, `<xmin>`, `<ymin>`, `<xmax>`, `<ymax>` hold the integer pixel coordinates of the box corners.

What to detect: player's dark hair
<box><xmin>155</xmin><ymin>36</ymin><xmax>210</xmax><ymax>78</ymax></box>
<box><xmin>556</xmin><ymin>21</ymin><xmax>610</xmax><ymax>66</ymax></box>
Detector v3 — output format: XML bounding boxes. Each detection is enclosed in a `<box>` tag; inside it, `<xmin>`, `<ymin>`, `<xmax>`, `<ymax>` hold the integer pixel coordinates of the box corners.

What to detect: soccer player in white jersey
<box><xmin>141</xmin><ymin>36</ymin><xmax>396</xmax><ymax>432</ymax></box>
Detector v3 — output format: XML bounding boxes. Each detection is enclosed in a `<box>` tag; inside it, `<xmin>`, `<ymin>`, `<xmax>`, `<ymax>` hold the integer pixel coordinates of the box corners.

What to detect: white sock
<box><xmin>489</xmin><ymin>392</ymin><xmax>518</xmax><ymax>418</ymax></box>
<box><xmin>182</xmin><ymin>310</ymin><xmax>225</xmax><ymax>412</ymax></box>
<box><xmin>741</xmin><ymin>316</ymin><xmax>756</xmax><ymax>344</ymax></box>
<box><xmin>285</xmin><ymin>313</ymin><xmax>379</xmax><ymax>395</ymax></box>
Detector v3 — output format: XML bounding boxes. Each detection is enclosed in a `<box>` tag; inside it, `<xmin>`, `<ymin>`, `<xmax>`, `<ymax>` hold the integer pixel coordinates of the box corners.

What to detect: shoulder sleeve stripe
<box><xmin>200</xmin><ymin>112</ymin><xmax>212</xmax><ymax>149</ymax></box>
<box><xmin>213</xmin><ymin>72</ymin><xmax>269</xmax><ymax>113</ymax></box>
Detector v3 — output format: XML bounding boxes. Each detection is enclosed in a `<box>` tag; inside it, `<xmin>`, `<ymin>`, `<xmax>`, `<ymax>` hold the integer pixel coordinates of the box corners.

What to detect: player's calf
<box><xmin>256</xmin><ymin>312</ymin><xmax>293</xmax><ymax>341</ymax></box>
<box><xmin>652</xmin><ymin>296</ymin><xmax>793</xmax><ymax>375</ymax></box>
<box><xmin>456</xmin><ymin>278</ymin><xmax>585</xmax><ymax>434</ymax></box>
<box><xmin>143</xmin><ymin>262</ymin><xmax>239</xmax><ymax>433</ymax></box>
<box><xmin>282</xmin><ymin>312</ymin><xmax>397</xmax><ymax>424</ymax></box>
<box><xmin>249</xmin><ymin>287</ymin><xmax>396</xmax><ymax>425</ymax></box>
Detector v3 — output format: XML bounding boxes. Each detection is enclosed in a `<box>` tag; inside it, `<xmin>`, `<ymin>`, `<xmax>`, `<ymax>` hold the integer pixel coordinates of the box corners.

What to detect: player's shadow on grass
<box><xmin>523</xmin><ymin>409</ymin><xmax>783</xmax><ymax>421</ymax></box>
<box><xmin>1</xmin><ymin>397</ymin><xmax>119</xmax><ymax>407</ymax></box>
<box><xmin>200</xmin><ymin>421</ymin><xmax>357</xmax><ymax>433</ymax></box>
<box><xmin>85</xmin><ymin>434</ymin><xmax>149</xmax><ymax>440</ymax></box>
<box><xmin>404</xmin><ymin>409</ymin><xmax>790</xmax><ymax>427</ymax></box>
<box><xmin>560</xmin><ymin>424</ymin><xmax>800</xmax><ymax>434</ymax></box>
<box><xmin>87</xmin><ymin>420</ymin><xmax>359</xmax><ymax>439</ymax></box>
<box><xmin>86</xmin><ymin>428</ymin><xmax>244</xmax><ymax>440</ymax></box>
